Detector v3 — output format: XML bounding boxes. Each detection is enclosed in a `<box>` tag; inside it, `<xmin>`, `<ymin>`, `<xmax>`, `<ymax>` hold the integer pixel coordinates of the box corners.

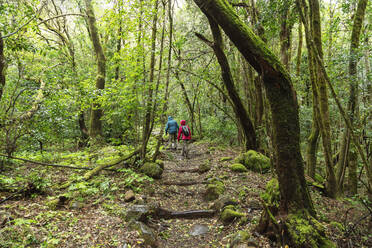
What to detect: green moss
<box><xmin>45</xmin><ymin>198</ymin><xmax>59</xmax><ymax>210</ymax></box>
<box><xmin>235</xmin><ymin>150</ymin><xmax>271</xmax><ymax>173</ymax></box>
<box><xmin>199</xmin><ymin>160</ymin><xmax>211</xmax><ymax>173</ymax></box>
<box><xmin>155</xmin><ymin>160</ymin><xmax>164</xmax><ymax>170</ymax></box>
<box><xmin>220</xmin><ymin>156</ymin><xmax>232</xmax><ymax>162</ymax></box>
<box><xmin>231</xmin><ymin>230</ymin><xmax>250</xmax><ymax>246</ymax></box>
<box><xmin>230</xmin><ymin>163</ymin><xmax>248</xmax><ymax>172</ymax></box>
<box><xmin>330</xmin><ymin>221</ymin><xmax>344</xmax><ymax>232</ymax></box>
<box><xmin>205</xmin><ymin>179</ymin><xmax>225</xmax><ymax>201</ymax></box>
<box><xmin>286</xmin><ymin>212</ymin><xmax>336</xmax><ymax>248</ymax></box>
<box><xmin>220</xmin><ymin>208</ymin><xmax>245</xmax><ymax>223</ymax></box>
<box><xmin>260</xmin><ymin>178</ymin><xmax>280</xmax><ymax>207</ymax></box>
<box><xmin>140</xmin><ymin>162</ymin><xmax>163</xmax><ymax>179</ymax></box>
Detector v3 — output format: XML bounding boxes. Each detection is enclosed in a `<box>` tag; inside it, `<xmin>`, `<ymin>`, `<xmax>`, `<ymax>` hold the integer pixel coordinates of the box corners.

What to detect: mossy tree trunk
<box><xmin>152</xmin><ymin>1</ymin><xmax>173</xmax><ymax>162</ymax></box>
<box><xmin>296</xmin><ymin>22</ymin><xmax>303</xmax><ymax>77</ymax></box>
<box><xmin>279</xmin><ymin>1</ymin><xmax>293</xmax><ymax>71</ymax></box>
<box><xmin>84</xmin><ymin>0</ymin><xmax>106</xmax><ymax>140</ymax></box>
<box><xmin>141</xmin><ymin>0</ymin><xmax>159</xmax><ymax>160</ymax></box>
<box><xmin>0</xmin><ymin>34</ymin><xmax>5</xmax><ymax>102</ymax></box>
<box><xmin>337</xmin><ymin>0</ymin><xmax>367</xmax><ymax>194</ymax></box>
<box><xmin>306</xmin><ymin>103</ymin><xmax>319</xmax><ymax>179</ymax></box>
<box><xmin>299</xmin><ymin>0</ymin><xmax>337</xmax><ymax>197</ymax></box>
<box><xmin>310</xmin><ymin>0</ymin><xmax>337</xmax><ymax>197</ymax></box>
<box><xmin>197</xmin><ymin>15</ymin><xmax>257</xmax><ymax>151</ymax></box>
<box><xmin>192</xmin><ymin>0</ymin><xmax>314</xmax><ymax>215</ymax></box>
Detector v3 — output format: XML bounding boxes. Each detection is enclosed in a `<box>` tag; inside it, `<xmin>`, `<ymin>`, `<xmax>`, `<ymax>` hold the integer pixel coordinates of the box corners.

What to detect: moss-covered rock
<box><xmin>220</xmin><ymin>156</ymin><xmax>232</xmax><ymax>162</ymax></box>
<box><xmin>235</xmin><ymin>150</ymin><xmax>271</xmax><ymax>173</ymax></box>
<box><xmin>230</xmin><ymin>230</ymin><xmax>250</xmax><ymax>247</ymax></box>
<box><xmin>205</xmin><ymin>179</ymin><xmax>225</xmax><ymax>201</ymax></box>
<box><xmin>155</xmin><ymin>160</ymin><xmax>164</xmax><ymax>170</ymax></box>
<box><xmin>140</xmin><ymin>162</ymin><xmax>163</xmax><ymax>179</ymax></box>
<box><xmin>199</xmin><ymin>160</ymin><xmax>211</xmax><ymax>173</ymax></box>
<box><xmin>286</xmin><ymin>212</ymin><xmax>336</xmax><ymax>248</ymax></box>
<box><xmin>220</xmin><ymin>208</ymin><xmax>245</xmax><ymax>224</ymax></box>
<box><xmin>260</xmin><ymin>178</ymin><xmax>280</xmax><ymax>207</ymax></box>
<box><xmin>230</xmin><ymin>163</ymin><xmax>248</xmax><ymax>172</ymax></box>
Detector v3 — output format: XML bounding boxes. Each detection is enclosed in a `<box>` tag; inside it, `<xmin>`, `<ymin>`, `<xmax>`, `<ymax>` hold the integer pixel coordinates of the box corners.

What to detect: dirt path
<box><xmin>149</xmin><ymin>143</ymin><xmax>271</xmax><ymax>247</ymax></box>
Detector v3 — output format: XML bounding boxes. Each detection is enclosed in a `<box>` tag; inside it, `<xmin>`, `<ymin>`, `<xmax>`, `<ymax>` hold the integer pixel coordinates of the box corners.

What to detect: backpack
<box><xmin>182</xmin><ymin>125</ymin><xmax>190</xmax><ymax>137</ymax></box>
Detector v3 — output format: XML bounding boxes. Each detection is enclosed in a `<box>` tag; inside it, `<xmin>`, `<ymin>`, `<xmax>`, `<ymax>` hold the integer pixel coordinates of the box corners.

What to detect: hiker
<box><xmin>165</xmin><ymin>116</ymin><xmax>179</xmax><ymax>149</ymax></box>
<box><xmin>177</xmin><ymin>120</ymin><xmax>191</xmax><ymax>158</ymax></box>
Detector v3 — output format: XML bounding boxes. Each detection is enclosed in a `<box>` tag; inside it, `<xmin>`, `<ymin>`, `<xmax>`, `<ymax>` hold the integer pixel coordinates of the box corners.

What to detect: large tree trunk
<box><xmin>84</xmin><ymin>0</ymin><xmax>106</xmax><ymax>140</ymax></box>
<box><xmin>192</xmin><ymin>0</ymin><xmax>313</xmax><ymax>215</ymax></box>
<box><xmin>197</xmin><ymin>16</ymin><xmax>257</xmax><ymax>151</ymax></box>
<box><xmin>190</xmin><ymin>2</ymin><xmax>336</xmax><ymax>245</ymax></box>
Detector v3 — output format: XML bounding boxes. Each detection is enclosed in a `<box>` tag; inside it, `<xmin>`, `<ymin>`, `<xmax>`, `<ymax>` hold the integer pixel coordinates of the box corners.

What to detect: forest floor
<box><xmin>0</xmin><ymin>142</ymin><xmax>371</xmax><ymax>247</ymax></box>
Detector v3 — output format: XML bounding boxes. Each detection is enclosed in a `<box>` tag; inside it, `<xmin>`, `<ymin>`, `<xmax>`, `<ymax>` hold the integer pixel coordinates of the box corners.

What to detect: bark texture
<box><xmin>192</xmin><ymin>0</ymin><xmax>314</xmax><ymax>216</ymax></box>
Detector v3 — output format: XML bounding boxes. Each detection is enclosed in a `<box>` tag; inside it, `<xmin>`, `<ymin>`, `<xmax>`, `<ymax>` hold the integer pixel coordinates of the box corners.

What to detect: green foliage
<box><xmin>0</xmin><ymin>218</ymin><xmax>39</xmax><ymax>247</ymax></box>
<box><xmin>118</xmin><ymin>168</ymin><xmax>153</xmax><ymax>190</ymax></box>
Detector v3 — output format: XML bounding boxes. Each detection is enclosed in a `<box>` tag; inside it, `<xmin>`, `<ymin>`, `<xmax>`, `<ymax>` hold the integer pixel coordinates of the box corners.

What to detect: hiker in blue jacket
<box><xmin>165</xmin><ymin>116</ymin><xmax>179</xmax><ymax>149</ymax></box>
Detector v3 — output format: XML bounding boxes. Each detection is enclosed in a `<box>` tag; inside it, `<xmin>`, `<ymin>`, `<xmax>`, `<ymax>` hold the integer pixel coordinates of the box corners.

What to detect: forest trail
<box><xmin>145</xmin><ymin>143</ymin><xmax>271</xmax><ymax>247</ymax></box>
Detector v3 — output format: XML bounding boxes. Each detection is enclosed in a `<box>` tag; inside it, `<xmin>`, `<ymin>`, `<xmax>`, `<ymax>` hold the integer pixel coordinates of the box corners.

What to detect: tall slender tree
<box><xmin>84</xmin><ymin>0</ymin><xmax>106</xmax><ymax>140</ymax></box>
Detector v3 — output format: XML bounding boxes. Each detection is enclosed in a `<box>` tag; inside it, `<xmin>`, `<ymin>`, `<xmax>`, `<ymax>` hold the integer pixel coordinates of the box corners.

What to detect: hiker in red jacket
<box><xmin>177</xmin><ymin>120</ymin><xmax>191</xmax><ymax>158</ymax></box>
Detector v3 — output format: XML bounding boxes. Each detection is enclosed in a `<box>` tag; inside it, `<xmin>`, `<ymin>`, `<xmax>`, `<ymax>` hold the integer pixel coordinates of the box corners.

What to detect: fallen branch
<box><xmin>59</xmin><ymin>148</ymin><xmax>141</xmax><ymax>189</ymax></box>
<box><xmin>0</xmin><ymin>153</ymin><xmax>114</xmax><ymax>171</ymax></box>
<box><xmin>162</xmin><ymin>181</ymin><xmax>205</xmax><ymax>186</ymax></box>
<box><xmin>83</xmin><ymin>148</ymin><xmax>140</xmax><ymax>181</ymax></box>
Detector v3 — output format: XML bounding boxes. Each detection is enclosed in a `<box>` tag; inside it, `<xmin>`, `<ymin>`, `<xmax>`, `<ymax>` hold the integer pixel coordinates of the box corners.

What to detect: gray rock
<box><xmin>189</xmin><ymin>224</ymin><xmax>209</xmax><ymax>236</ymax></box>
<box><xmin>125</xmin><ymin>204</ymin><xmax>149</xmax><ymax>221</ymax></box>
<box><xmin>124</xmin><ymin>190</ymin><xmax>135</xmax><ymax>202</ymax></box>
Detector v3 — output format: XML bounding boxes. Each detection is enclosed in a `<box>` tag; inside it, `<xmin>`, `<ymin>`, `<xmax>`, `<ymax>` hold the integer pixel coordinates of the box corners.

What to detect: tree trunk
<box><xmin>306</xmin><ymin>102</ymin><xmax>319</xmax><ymax>179</ymax></box>
<box><xmin>150</xmin><ymin>1</ymin><xmax>166</xmax><ymax>161</ymax></box>
<box><xmin>0</xmin><ymin>33</ymin><xmax>5</xmax><ymax>101</ymax></box>
<box><xmin>336</xmin><ymin>0</ymin><xmax>368</xmax><ymax>193</ymax></box>
<box><xmin>303</xmin><ymin>0</ymin><xmax>337</xmax><ymax>197</ymax></box>
<box><xmin>141</xmin><ymin>0</ymin><xmax>159</xmax><ymax>160</ymax></box>
<box><xmin>197</xmin><ymin>16</ymin><xmax>257</xmax><ymax>151</ymax></box>
<box><xmin>296</xmin><ymin>23</ymin><xmax>303</xmax><ymax>76</ymax></box>
<box><xmin>279</xmin><ymin>1</ymin><xmax>293</xmax><ymax>71</ymax></box>
<box><xmin>84</xmin><ymin>0</ymin><xmax>106</xmax><ymax>140</ymax></box>
<box><xmin>192</xmin><ymin>0</ymin><xmax>314</xmax><ymax>215</ymax></box>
